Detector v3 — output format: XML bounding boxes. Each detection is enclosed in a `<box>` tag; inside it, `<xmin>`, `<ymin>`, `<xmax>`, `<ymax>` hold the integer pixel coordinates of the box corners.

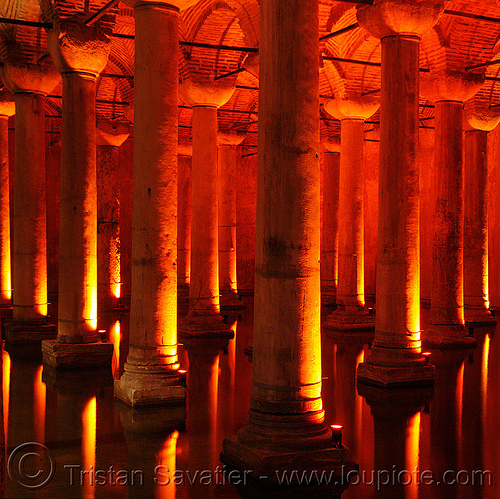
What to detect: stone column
<box><xmin>1</xmin><ymin>63</ymin><xmax>59</xmax><ymax>343</ymax></box>
<box><xmin>356</xmin><ymin>0</ymin><xmax>445</xmax><ymax>386</ymax></box>
<box><xmin>323</xmin><ymin>98</ymin><xmax>378</xmax><ymax>331</ymax></box>
<box><xmin>96</xmin><ymin>119</ymin><xmax>130</xmax><ymax>317</ymax></box>
<box><xmin>178</xmin><ymin>80</ymin><xmax>235</xmax><ymax>344</ymax></box>
<box><xmin>0</xmin><ymin>89</ymin><xmax>15</xmax><ymax>309</ymax></box>
<box><xmin>177</xmin><ymin>142</ymin><xmax>192</xmax><ymax>314</ymax></box>
<box><xmin>42</xmin><ymin>22</ymin><xmax>113</xmax><ymax>368</ymax></box>
<box><xmin>321</xmin><ymin>139</ymin><xmax>340</xmax><ymax>308</ymax></box>
<box><xmin>115</xmin><ymin>0</ymin><xmax>200</xmax><ymax>407</ymax></box>
<box><xmin>421</xmin><ymin>71</ymin><xmax>483</xmax><ymax>348</ymax></box>
<box><xmin>461</xmin><ymin>101</ymin><xmax>500</xmax><ymax>325</ymax></box>
<box><xmin>221</xmin><ymin>0</ymin><xmax>356</xmax><ymax>483</ymax></box>
<box><xmin>218</xmin><ymin>130</ymin><xmax>245</xmax><ymax>311</ymax></box>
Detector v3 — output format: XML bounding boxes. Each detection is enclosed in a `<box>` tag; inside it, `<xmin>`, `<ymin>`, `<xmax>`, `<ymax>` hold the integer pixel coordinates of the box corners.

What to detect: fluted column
<box><xmin>323</xmin><ymin>97</ymin><xmax>378</xmax><ymax>331</ymax></box>
<box><xmin>321</xmin><ymin>139</ymin><xmax>340</xmax><ymax>308</ymax></box>
<box><xmin>356</xmin><ymin>0</ymin><xmax>445</xmax><ymax>386</ymax></box>
<box><xmin>42</xmin><ymin>20</ymin><xmax>114</xmax><ymax>368</ymax></box>
<box><xmin>1</xmin><ymin>62</ymin><xmax>59</xmax><ymax>343</ymax></box>
<box><xmin>221</xmin><ymin>0</ymin><xmax>356</xmax><ymax>483</ymax></box>
<box><xmin>96</xmin><ymin>120</ymin><xmax>130</xmax><ymax>318</ymax></box>
<box><xmin>218</xmin><ymin>130</ymin><xmax>245</xmax><ymax>311</ymax></box>
<box><xmin>178</xmin><ymin>80</ymin><xmax>234</xmax><ymax>345</ymax></box>
<box><xmin>421</xmin><ymin>70</ymin><xmax>483</xmax><ymax>348</ymax></box>
<box><xmin>461</xmin><ymin>101</ymin><xmax>500</xmax><ymax>325</ymax></box>
<box><xmin>115</xmin><ymin>0</ymin><xmax>200</xmax><ymax>406</ymax></box>
<box><xmin>0</xmin><ymin>89</ymin><xmax>14</xmax><ymax>309</ymax></box>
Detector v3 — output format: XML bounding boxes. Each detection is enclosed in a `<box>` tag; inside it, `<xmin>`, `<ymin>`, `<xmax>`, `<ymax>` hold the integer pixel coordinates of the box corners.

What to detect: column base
<box><xmin>321</xmin><ymin>286</ymin><xmax>336</xmax><ymax>308</ymax></box>
<box><xmin>114</xmin><ymin>370</ymin><xmax>186</xmax><ymax>407</ymax></box>
<box><xmin>323</xmin><ymin>307</ymin><xmax>375</xmax><ymax>332</ymax></box>
<box><xmin>178</xmin><ymin>313</ymin><xmax>234</xmax><ymax>344</ymax></box>
<box><xmin>357</xmin><ymin>358</ymin><xmax>435</xmax><ymax>388</ymax></box>
<box><xmin>464</xmin><ymin>306</ymin><xmax>497</xmax><ymax>326</ymax></box>
<box><xmin>177</xmin><ymin>284</ymin><xmax>190</xmax><ymax>316</ymax></box>
<box><xmin>41</xmin><ymin>339</ymin><xmax>114</xmax><ymax>369</ymax></box>
<box><xmin>221</xmin><ymin>435</ymin><xmax>357</xmax><ymax>488</ymax></box>
<box><xmin>421</xmin><ymin>324</ymin><xmax>476</xmax><ymax>349</ymax></box>
<box><xmin>4</xmin><ymin>320</ymin><xmax>56</xmax><ymax>344</ymax></box>
<box><xmin>220</xmin><ymin>290</ymin><xmax>246</xmax><ymax>311</ymax></box>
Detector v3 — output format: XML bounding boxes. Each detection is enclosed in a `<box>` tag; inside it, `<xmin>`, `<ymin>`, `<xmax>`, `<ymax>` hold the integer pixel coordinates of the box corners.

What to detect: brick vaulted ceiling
<box><xmin>2</xmin><ymin>0</ymin><xmax>500</xmax><ymax>151</ymax></box>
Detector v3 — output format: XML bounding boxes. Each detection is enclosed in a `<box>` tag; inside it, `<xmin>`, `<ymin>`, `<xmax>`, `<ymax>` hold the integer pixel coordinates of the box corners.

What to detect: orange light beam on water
<box><xmin>110</xmin><ymin>321</ymin><xmax>121</xmax><ymax>379</ymax></box>
<box><xmin>33</xmin><ymin>365</ymin><xmax>46</xmax><ymax>444</ymax></box>
<box><xmin>406</xmin><ymin>412</ymin><xmax>421</xmax><ymax>499</ymax></box>
<box><xmin>482</xmin><ymin>333</ymin><xmax>490</xmax><ymax>413</ymax></box>
<box><xmin>2</xmin><ymin>350</ymin><xmax>10</xmax><ymax>444</ymax></box>
<box><xmin>156</xmin><ymin>430</ymin><xmax>178</xmax><ymax>499</ymax></box>
<box><xmin>82</xmin><ymin>396</ymin><xmax>96</xmax><ymax>498</ymax></box>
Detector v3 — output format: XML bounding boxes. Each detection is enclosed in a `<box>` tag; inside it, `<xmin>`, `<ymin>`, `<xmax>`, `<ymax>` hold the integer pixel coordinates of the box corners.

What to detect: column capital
<box><xmin>179</xmin><ymin>78</ymin><xmax>236</xmax><ymax>108</ymax></box>
<box><xmin>357</xmin><ymin>0</ymin><xmax>445</xmax><ymax>39</ymax></box>
<box><xmin>420</xmin><ymin>69</ymin><xmax>484</xmax><ymax>103</ymax></box>
<box><xmin>322</xmin><ymin>138</ymin><xmax>341</xmax><ymax>153</ymax></box>
<box><xmin>464</xmin><ymin>98</ymin><xmax>500</xmax><ymax>132</ymax></box>
<box><xmin>47</xmin><ymin>21</ymin><xmax>111</xmax><ymax>77</ymax></box>
<box><xmin>324</xmin><ymin>95</ymin><xmax>379</xmax><ymax>121</ymax></box>
<box><xmin>218</xmin><ymin>130</ymin><xmax>245</xmax><ymax>146</ymax></box>
<box><xmin>244</xmin><ymin>53</ymin><xmax>259</xmax><ymax>79</ymax></box>
<box><xmin>178</xmin><ymin>140</ymin><xmax>193</xmax><ymax>156</ymax></box>
<box><xmin>124</xmin><ymin>0</ymin><xmax>199</xmax><ymax>9</ymax></box>
<box><xmin>1</xmin><ymin>61</ymin><xmax>60</xmax><ymax>96</ymax></box>
<box><xmin>96</xmin><ymin>119</ymin><xmax>130</xmax><ymax>147</ymax></box>
<box><xmin>0</xmin><ymin>88</ymin><xmax>15</xmax><ymax>117</ymax></box>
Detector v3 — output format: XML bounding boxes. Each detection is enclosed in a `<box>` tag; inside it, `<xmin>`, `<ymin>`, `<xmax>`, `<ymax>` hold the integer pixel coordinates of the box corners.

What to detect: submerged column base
<box><xmin>464</xmin><ymin>306</ymin><xmax>497</xmax><ymax>326</ymax></box>
<box><xmin>323</xmin><ymin>307</ymin><xmax>375</xmax><ymax>332</ymax></box>
<box><xmin>114</xmin><ymin>368</ymin><xmax>186</xmax><ymax>408</ymax></box>
<box><xmin>357</xmin><ymin>349</ymin><xmax>435</xmax><ymax>388</ymax></box>
<box><xmin>41</xmin><ymin>339</ymin><xmax>114</xmax><ymax>369</ymax></box>
<box><xmin>4</xmin><ymin>319</ymin><xmax>56</xmax><ymax>344</ymax></box>
<box><xmin>421</xmin><ymin>324</ymin><xmax>476</xmax><ymax>349</ymax></box>
<box><xmin>220</xmin><ymin>290</ymin><xmax>246</xmax><ymax>311</ymax></box>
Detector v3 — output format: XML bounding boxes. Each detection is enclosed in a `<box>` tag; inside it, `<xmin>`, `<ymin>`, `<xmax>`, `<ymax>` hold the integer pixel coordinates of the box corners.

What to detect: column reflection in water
<box><xmin>0</xmin><ymin>346</ymin><xmax>6</xmax><ymax>498</ymax></box>
<box><xmin>82</xmin><ymin>396</ymin><xmax>96</xmax><ymax>499</ymax></box>
<box><xmin>33</xmin><ymin>364</ymin><xmax>46</xmax><ymax>444</ymax></box>
<box><xmin>110</xmin><ymin>321</ymin><xmax>121</xmax><ymax>380</ymax></box>
<box><xmin>2</xmin><ymin>349</ymin><xmax>9</xmax><ymax>444</ymax></box>
<box><xmin>156</xmin><ymin>431</ymin><xmax>178</xmax><ymax>499</ymax></box>
<box><xmin>218</xmin><ymin>318</ymin><xmax>238</xmax><ymax>430</ymax></box>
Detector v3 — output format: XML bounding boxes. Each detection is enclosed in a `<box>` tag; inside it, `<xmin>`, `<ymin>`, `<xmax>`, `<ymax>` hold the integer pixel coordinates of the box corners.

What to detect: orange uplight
<box><xmin>89</xmin><ymin>284</ymin><xmax>98</xmax><ymax>331</ymax></box>
<box><xmin>33</xmin><ymin>365</ymin><xmax>46</xmax><ymax>444</ymax></box>
<box><xmin>156</xmin><ymin>431</ymin><xmax>178</xmax><ymax>499</ymax></box>
<box><xmin>406</xmin><ymin>412</ymin><xmax>421</xmax><ymax>499</ymax></box>
<box><xmin>82</xmin><ymin>396</ymin><xmax>96</xmax><ymax>497</ymax></box>
<box><xmin>0</xmin><ymin>260</ymin><xmax>11</xmax><ymax>301</ymax></box>
<box><xmin>113</xmin><ymin>282</ymin><xmax>121</xmax><ymax>299</ymax></box>
<box><xmin>2</xmin><ymin>349</ymin><xmax>10</xmax><ymax>443</ymax></box>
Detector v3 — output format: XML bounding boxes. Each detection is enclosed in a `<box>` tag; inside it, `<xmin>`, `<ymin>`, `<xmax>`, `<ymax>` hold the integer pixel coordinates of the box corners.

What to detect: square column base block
<box><xmin>221</xmin><ymin>436</ymin><xmax>358</xmax><ymax>488</ymax></box>
<box><xmin>4</xmin><ymin>321</ymin><xmax>56</xmax><ymax>343</ymax></box>
<box><xmin>422</xmin><ymin>326</ymin><xmax>477</xmax><ymax>349</ymax></box>
<box><xmin>220</xmin><ymin>293</ymin><xmax>246</xmax><ymax>312</ymax></box>
<box><xmin>357</xmin><ymin>361</ymin><xmax>435</xmax><ymax>388</ymax></box>
<box><xmin>114</xmin><ymin>377</ymin><xmax>186</xmax><ymax>408</ymax></box>
<box><xmin>323</xmin><ymin>311</ymin><xmax>375</xmax><ymax>332</ymax></box>
<box><xmin>464</xmin><ymin>307</ymin><xmax>497</xmax><ymax>326</ymax></box>
<box><xmin>41</xmin><ymin>339</ymin><xmax>114</xmax><ymax>369</ymax></box>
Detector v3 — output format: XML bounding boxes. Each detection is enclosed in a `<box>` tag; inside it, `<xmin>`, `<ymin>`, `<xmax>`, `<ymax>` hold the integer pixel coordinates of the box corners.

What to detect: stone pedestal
<box><xmin>96</xmin><ymin>120</ymin><xmax>130</xmax><ymax>316</ymax></box>
<box><xmin>421</xmin><ymin>70</ymin><xmax>484</xmax><ymax>348</ymax></box>
<box><xmin>0</xmin><ymin>91</ymin><xmax>14</xmax><ymax>309</ymax></box>
<box><xmin>114</xmin><ymin>0</ymin><xmax>199</xmax><ymax>404</ymax></box>
<box><xmin>322</xmin><ymin>100</ymin><xmax>378</xmax><ymax>331</ymax></box>
<box><xmin>218</xmin><ymin>131</ymin><xmax>246</xmax><ymax>311</ymax></box>
<box><xmin>1</xmin><ymin>62</ymin><xmax>59</xmax><ymax>342</ymax></box>
<box><xmin>42</xmin><ymin>18</ymin><xmax>114</xmax><ymax>367</ymax></box>
<box><xmin>221</xmin><ymin>0</ymin><xmax>357</xmax><ymax>484</ymax></box>
<box><xmin>321</xmin><ymin>140</ymin><xmax>340</xmax><ymax>308</ymax></box>
<box><xmin>355</xmin><ymin>0</ymin><xmax>446</xmax><ymax>386</ymax></box>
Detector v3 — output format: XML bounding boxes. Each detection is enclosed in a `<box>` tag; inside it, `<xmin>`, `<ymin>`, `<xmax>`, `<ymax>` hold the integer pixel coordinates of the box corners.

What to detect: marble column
<box><xmin>178</xmin><ymin>81</ymin><xmax>235</xmax><ymax>346</ymax></box>
<box><xmin>177</xmin><ymin>142</ymin><xmax>192</xmax><ymax>314</ymax></box>
<box><xmin>356</xmin><ymin>0</ymin><xmax>445</xmax><ymax>386</ymax></box>
<box><xmin>96</xmin><ymin>119</ymin><xmax>130</xmax><ymax>317</ymax></box>
<box><xmin>115</xmin><ymin>0</ymin><xmax>199</xmax><ymax>406</ymax></box>
<box><xmin>221</xmin><ymin>0</ymin><xmax>356</xmax><ymax>484</ymax></box>
<box><xmin>0</xmin><ymin>89</ymin><xmax>15</xmax><ymax>309</ymax></box>
<box><xmin>218</xmin><ymin>130</ymin><xmax>245</xmax><ymax>311</ymax></box>
<box><xmin>421</xmin><ymin>71</ymin><xmax>483</xmax><ymax>348</ymax></box>
<box><xmin>321</xmin><ymin>139</ymin><xmax>340</xmax><ymax>308</ymax></box>
<box><xmin>1</xmin><ymin>62</ymin><xmax>59</xmax><ymax>343</ymax></box>
<box><xmin>42</xmin><ymin>21</ymin><xmax>114</xmax><ymax>368</ymax></box>
<box><xmin>461</xmin><ymin>101</ymin><xmax>500</xmax><ymax>326</ymax></box>
<box><xmin>323</xmin><ymin>98</ymin><xmax>378</xmax><ymax>331</ymax></box>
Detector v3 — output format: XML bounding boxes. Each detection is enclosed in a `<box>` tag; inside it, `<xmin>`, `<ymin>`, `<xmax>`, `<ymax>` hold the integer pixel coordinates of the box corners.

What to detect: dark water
<box><xmin>1</xmin><ymin>299</ymin><xmax>498</xmax><ymax>498</ymax></box>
